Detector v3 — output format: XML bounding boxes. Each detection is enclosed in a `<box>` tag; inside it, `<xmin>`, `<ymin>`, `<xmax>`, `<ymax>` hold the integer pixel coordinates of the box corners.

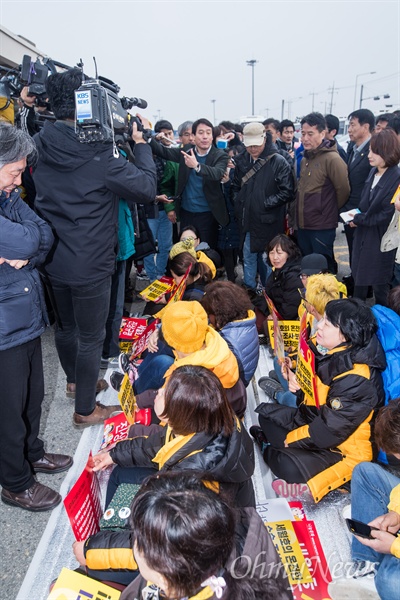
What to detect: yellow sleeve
<box><xmin>285</xmin><ymin>425</ymin><xmax>310</xmax><ymax>445</ymax></box>
<box><xmin>390</xmin><ymin>536</ymin><xmax>400</xmax><ymax>559</ymax></box>
<box><xmin>388</xmin><ymin>484</ymin><xmax>400</xmax><ymax>514</ymax></box>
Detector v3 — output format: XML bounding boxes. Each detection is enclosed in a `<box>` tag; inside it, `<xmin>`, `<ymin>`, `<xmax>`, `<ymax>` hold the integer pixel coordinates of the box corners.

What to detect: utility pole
<box><xmin>329</xmin><ymin>82</ymin><xmax>335</xmax><ymax>113</ymax></box>
<box><xmin>310</xmin><ymin>91</ymin><xmax>315</xmax><ymax>111</ymax></box>
<box><xmin>281</xmin><ymin>99</ymin><xmax>285</xmax><ymax>120</ymax></box>
<box><xmin>246</xmin><ymin>59</ymin><xmax>258</xmax><ymax>115</ymax></box>
<box><xmin>211</xmin><ymin>99</ymin><xmax>216</xmax><ymax>125</ymax></box>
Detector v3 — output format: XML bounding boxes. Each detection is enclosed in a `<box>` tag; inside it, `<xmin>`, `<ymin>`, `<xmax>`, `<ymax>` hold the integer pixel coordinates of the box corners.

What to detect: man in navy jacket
<box><xmin>0</xmin><ymin>122</ymin><xmax>73</xmax><ymax>512</ymax></box>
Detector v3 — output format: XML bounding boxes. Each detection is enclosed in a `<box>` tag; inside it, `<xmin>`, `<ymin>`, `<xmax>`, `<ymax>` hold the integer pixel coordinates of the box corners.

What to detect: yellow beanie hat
<box><xmin>169</xmin><ymin>238</ymin><xmax>197</xmax><ymax>260</ymax></box>
<box><xmin>162</xmin><ymin>301</ymin><xmax>208</xmax><ymax>353</ymax></box>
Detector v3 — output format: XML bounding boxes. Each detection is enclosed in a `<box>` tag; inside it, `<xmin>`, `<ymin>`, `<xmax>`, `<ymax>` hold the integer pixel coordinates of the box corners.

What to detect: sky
<box><xmin>1</xmin><ymin>0</ymin><xmax>399</xmax><ymax>128</ymax></box>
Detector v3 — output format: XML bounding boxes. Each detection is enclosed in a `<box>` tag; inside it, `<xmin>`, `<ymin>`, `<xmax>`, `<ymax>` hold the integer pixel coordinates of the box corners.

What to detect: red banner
<box><xmin>63</xmin><ymin>453</ymin><xmax>102</xmax><ymax>542</ymax></box>
<box><xmin>129</xmin><ymin>319</ymin><xmax>160</xmax><ymax>360</ymax></box>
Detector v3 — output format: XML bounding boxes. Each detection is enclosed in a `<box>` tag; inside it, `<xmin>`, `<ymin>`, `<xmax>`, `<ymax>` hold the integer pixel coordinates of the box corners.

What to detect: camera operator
<box><xmin>32</xmin><ymin>68</ymin><xmax>157</xmax><ymax>429</ymax></box>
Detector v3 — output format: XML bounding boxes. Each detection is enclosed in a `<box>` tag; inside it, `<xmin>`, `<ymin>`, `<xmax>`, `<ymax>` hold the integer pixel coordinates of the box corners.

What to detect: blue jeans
<box><xmin>51</xmin><ymin>276</ymin><xmax>111</xmax><ymax>415</ymax></box>
<box><xmin>351</xmin><ymin>462</ymin><xmax>400</xmax><ymax>600</ymax></box>
<box><xmin>135</xmin><ymin>341</ymin><xmax>174</xmax><ymax>394</ymax></box>
<box><xmin>272</xmin><ymin>356</ymin><xmax>297</xmax><ymax>407</ymax></box>
<box><xmin>243</xmin><ymin>232</ymin><xmax>270</xmax><ymax>289</ymax></box>
<box><xmin>143</xmin><ymin>210</ymin><xmax>173</xmax><ymax>282</ymax></box>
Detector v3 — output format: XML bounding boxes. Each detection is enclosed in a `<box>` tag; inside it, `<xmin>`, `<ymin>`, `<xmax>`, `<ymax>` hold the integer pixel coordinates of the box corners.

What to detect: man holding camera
<box><xmin>32</xmin><ymin>68</ymin><xmax>157</xmax><ymax>429</ymax></box>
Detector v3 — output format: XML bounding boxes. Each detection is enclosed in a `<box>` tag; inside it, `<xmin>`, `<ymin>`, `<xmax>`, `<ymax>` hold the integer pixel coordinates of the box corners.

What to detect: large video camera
<box><xmin>74</xmin><ymin>71</ymin><xmax>150</xmax><ymax>145</ymax></box>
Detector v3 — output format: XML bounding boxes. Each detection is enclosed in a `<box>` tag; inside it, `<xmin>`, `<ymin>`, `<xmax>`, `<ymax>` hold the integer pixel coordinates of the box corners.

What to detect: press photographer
<box><xmin>32</xmin><ymin>67</ymin><xmax>157</xmax><ymax>429</ymax></box>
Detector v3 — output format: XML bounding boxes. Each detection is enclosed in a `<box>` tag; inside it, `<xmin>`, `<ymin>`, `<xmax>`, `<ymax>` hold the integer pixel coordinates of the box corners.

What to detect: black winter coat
<box><xmin>342</xmin><ymin>140</ymin><xmax>372</xmax><ymax>212</ymax></box>
<box><xmin>149</xmin><ymin>140</ymin><xmax>229</xmax><ymax>226</ymax></box>
<box><xmin>33</xmin><ymin>121</ymin><xmax>157</xmax><ymax>285</ymax></box>
<box><xmin>232</xmin><ymin>145</ymin><xmax>295</xmax><ymax>252</ymax></box>
<box><xmin>256</xmin><ymin>335</ymin><xmax>385</xmax><ymax>501</ymax></box>
<box><xmin>110</xmin><ymin>419</ymin><xmax>255</xmax><ymax>507</ymax></box>
<box><xmin>352</xmin><ymin>165</ymin><xmax>400</xmax><ymax>286</ymax></box>
<box><xmin>84</xmin><ymin>508</ymin><xmax>293</xmax><ymax>600</ymax></box>
<box><xmin>264</xmin><ymin>258</ymin><xmax>302</xmax><ymax>320</ymax></box>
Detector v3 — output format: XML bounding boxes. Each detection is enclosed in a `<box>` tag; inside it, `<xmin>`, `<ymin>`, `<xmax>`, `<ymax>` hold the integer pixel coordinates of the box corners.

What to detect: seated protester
<box><xmin>298</xmin><ymin>253</ymin><xmax>328</xmax><ymax>298</ymax></box>
<box><xmin>180</xmin><ymin>224</ymin><xmax>222</xmax><ymax>277</ymax></box>
<box><xmin>142</xmin><ymin>248</ymin><xmax>212</xmax><ymax>316</ymax></box>
<box><xmin>201</xmin><ymin>281</ymin><xmax>259</xmax><ymax>387</ymax></box>
<box><xmin>260</xmin><ymin>273</ymin><xmax>342</xmax><ymax>407</ymax></box>
<box><xmin>124</xmin><ymin>301</ymin><xmax>245</xmax><ymax>417</ymax></box>
<box><xmin>93</xmin><ymin>366</ymin><xmax>255</xmax><ymax>509</ymax></box>
<box><xmin>330</xmin><ymin>400</ymin><xmax>400</xmax><ymax>600</ymax></box>
<box><xmin>265</xmin><ymin>234</ymin><xmax>302</xmax><ymax>320</ymax></box>
<box><xmin>74</xmin><ymin>472</ymin><xmax>292</xmax><ymax>598</ymax></box>
<box><xmin>251</xmin><ymin>298</ymin><xmax>386</xmax><ymax>503</ymax></box>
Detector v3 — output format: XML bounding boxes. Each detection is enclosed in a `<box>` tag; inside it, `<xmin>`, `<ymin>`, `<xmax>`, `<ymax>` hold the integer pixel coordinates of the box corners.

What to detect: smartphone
<box><xmin>345</xmin><ymin>518</ymin><xmax>379</xmax><ymax>540</ymax></box>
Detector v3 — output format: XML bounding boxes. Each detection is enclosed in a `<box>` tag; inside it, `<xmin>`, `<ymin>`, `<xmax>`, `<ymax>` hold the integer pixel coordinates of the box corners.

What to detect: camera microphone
<box><xmin>130</xmin><ymin>97</ymin><xmax>147</xmax><ymax>109</ymax></box>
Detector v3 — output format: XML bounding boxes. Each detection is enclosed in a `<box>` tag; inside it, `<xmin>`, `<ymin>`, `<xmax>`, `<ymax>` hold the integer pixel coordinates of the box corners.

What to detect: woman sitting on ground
<box><xmin>143</xmin><ymin>248</ymin><xmax>212</xmax><ymax>315</ymax></box>
<box><xmin>259</xmin><ymin>273</ymin><xmax>342</xmax><ymax>407</ymax></box>
<box><xmin>74</xmin><ymin>471</ymin><xmax>292</xmax><ymax>598</ymax></box>
<box><xmin>180</xmin><ymin>224</ymin><xmax>222</xmax><ymax>278</ymax></box>
<box><xmin>121</xmin><ymin>301</ymin><xmax>246</xmax><ymax>417</ymax></box>
<box><xmin>264</xmin><ymin>233</ymin><xmax>302</xmax><ymax>320</ymax></box>
<box><xmin>251</xmin><ymin>298</ymin><xmax>386</xmax><ymax>503</ymax></box>
<box><xmin>94</xmin><ymin>365</ymin><xmax>255</xmax><ymax>508</ymax></box>
<box><xmin>201</xmin><ymin>280</ymin><xmax>259</xmax><ymax>387</ymax></box>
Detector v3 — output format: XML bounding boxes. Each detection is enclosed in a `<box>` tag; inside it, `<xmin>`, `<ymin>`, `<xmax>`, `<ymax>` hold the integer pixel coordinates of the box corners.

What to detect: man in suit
<box><xmin>150</xmin><ymin>118</ymin><xmax>229</xmax><ymax>249</ymax></box>
<box><xmin>341</xmin><ymin>109</ymin><xmax>375</xmax><ymax>292</ymax></box>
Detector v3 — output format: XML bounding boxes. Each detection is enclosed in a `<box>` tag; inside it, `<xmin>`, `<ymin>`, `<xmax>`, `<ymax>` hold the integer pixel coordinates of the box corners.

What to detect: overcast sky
<box><xmin>1</xmin><ymin>0</ymin><xmax>399</xmax><ymax>128</ymax></box>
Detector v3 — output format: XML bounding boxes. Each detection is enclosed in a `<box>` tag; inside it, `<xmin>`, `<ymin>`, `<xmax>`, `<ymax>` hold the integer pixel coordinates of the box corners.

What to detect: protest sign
<box><xmin>296</xmin><ymin>311</ymin><xmax>319</xmax><ymax>407</ymax></box>
<box><xmin>117</xmin><ymin>373</ymin><xmax>136</xmax><ymax>424</ymax></box>
<box><xmin>267</xmin><ymin>320</ymin><xmax>300</xmax><ymax>356</ymax></box>
<box><xmin>139</xmin><ymin>276</ymin><xmax>174</xmax><ymax>302</ymax></box>
<box><xmin>291</xmin><ymin>519</ymin><xmax>332</xmax><ymax>600</ymax></box>
<box><xmin>265</xmin><ymin>520</ymin><xmax>313</xmax><ymax>586</ymax></box>
<box><xmin>63</xmin><ymin>453</ymin><xmax>102</xmax><ymax>542</ymax></box>
<box><xmin>119</xmin><ymin>317</ymin><xmax>148</xmax><ymax>353</ymax></box>
<box><xmin>100</xmin><ymin>412</ymin><xmax>130</xmax><ymax>450</ymax></box>
<box><xmin>47</xmin><ymin>567</ymin><xmax>121</xmax><ymax>599</ymax></box>
<box><xmin>155</xmin><ymin>264</ymin><xmax>191</xmax><ymax>318</ymax></box>
<box><xmin>129</xmin><ymin>319</ymin><xmax>160</xmax><ymax>360</ymax></box>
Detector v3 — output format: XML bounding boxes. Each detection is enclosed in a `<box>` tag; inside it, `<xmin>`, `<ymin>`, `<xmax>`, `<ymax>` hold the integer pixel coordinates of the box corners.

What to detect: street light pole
<box><xmin>211</xmin><ymin>99</ymin><xmax>216</xmax><ymax>125</ymax></box>
<box><xmin>246</xmin><ymin>59</ymin><xmax>258</xmax><ymax>115</ymax></box>
<box><xmin>353</xmin><ymin>71</ymin><xmax>376</xmax><ymax>110</ymax></box>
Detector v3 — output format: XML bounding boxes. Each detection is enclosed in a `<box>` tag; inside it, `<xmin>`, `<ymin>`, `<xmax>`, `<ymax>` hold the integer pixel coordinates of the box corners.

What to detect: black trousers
<box><xmin>258</xmin><ymin>415</ymin><xmax>342</xmax><ymax>484</ymax></box>
<box><xmin>0</xmin><ymin>337</ymin><xmax>45</xmax><ymax>492</ymax></box>
<box><xmin>180</xmin><ymin>208</ymin><xmax>219</xmax><ymax>250</ymax></box>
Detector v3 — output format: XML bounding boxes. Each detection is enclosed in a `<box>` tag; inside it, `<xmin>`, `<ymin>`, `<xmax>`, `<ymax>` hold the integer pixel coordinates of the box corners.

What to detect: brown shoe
<box><xmin>31</xmin><ymin>453</ymin><xmax>73</xmax><ymax>474</ymax></box>
<box><xmin>66</xmin><ymin>378</ymin><xmax>109</xmax><ymax>399</ymax></box>
<box><xmin>1</xmin><ymin>481</ymin><xmax>61</xmax><ymax>512</ymax></box>
<box><xmin>73</xmin><ymin>402</ymin><xmax>121</xmax><ymax>429</ymax></box>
